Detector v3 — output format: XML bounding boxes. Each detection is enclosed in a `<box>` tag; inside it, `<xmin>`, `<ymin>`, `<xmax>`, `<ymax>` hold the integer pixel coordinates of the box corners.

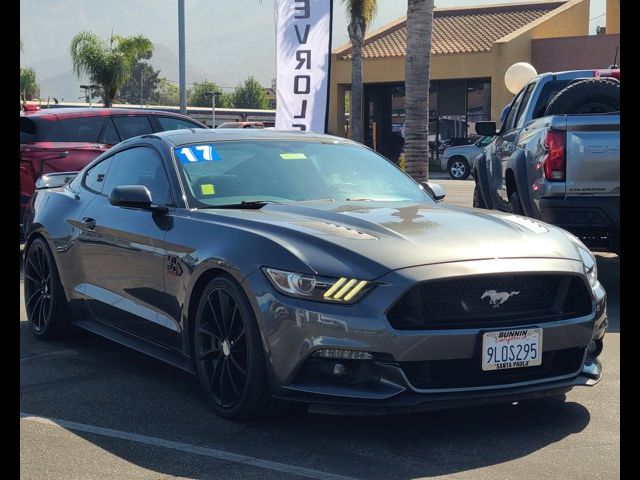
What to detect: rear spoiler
<box><xmin>35</xmin><ymin>172</ymin><xmax>78</xmax><ymax>190</ymax></box>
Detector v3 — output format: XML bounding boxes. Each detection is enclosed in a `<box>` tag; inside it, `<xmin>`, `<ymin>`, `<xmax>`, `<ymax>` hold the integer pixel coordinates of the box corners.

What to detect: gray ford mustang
<box><xmin>23</xmin><ymin>129</ymin><xmax>607</xmax><ymax>419</ymax></box>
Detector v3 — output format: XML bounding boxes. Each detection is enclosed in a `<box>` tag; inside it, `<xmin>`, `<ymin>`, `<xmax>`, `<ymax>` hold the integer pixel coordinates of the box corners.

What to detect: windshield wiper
<box><xmin>202</xmin><ymin>200</ymin><xmax>278</xmax><ymax>210</ymax></box>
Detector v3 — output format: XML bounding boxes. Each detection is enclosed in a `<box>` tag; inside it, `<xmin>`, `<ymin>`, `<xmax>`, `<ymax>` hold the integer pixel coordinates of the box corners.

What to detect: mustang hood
<box><xmin>198</xmin><ymin>201</ymin><xmax>582</xmax><ymax>279</ymax></box>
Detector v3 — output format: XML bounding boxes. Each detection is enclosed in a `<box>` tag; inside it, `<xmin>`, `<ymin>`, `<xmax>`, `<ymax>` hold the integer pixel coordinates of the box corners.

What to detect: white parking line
<box><xmin>20</xmin><ymin>413</ymin><xmax>358</xmax><ymax>480</ymax></box>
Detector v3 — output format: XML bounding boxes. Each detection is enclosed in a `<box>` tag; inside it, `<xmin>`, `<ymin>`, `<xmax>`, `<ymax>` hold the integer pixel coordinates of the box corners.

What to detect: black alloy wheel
<box><xmin>24</xmin><ymin>237</ymin><xmax>70</xmax><ymax>339</ymax></box>
<box><xmin>194</xmin><ymin>275</ymin><xmax>279</xmax><ymax>419</ymax></box>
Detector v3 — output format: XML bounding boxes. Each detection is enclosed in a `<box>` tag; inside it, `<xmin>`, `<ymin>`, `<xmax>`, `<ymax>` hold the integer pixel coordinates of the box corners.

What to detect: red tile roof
<box><xmin>336</xmin><ymin>1</ymin><xmax>568</xmax><ymax>59</ymax></box>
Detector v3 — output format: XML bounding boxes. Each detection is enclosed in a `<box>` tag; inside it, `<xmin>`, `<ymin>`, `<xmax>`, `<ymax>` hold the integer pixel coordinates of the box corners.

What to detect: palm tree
<box><xmin>342</xmin><ymin>0</ymin><xmax>377</xmax><ymax>144</ymax></box>
<box><xmin>70</xmin><ymin>31</ymin><xmax>153</xmax><ymax>107</ymax></box>
<box><xmin>404</xmin><ymin>0</ymin><xmax>434</xmax><ymax>182</ymax></box>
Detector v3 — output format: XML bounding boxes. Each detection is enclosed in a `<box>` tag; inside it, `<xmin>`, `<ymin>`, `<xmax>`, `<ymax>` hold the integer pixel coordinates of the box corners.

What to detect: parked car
<box><xmin>441</xmin><ymin>135</ymin><xmax>494</xmax><ymax>179</ymax></box>
<box><xmin>23</xmin><ymin>128</ymin><xmax>606</xmax><ymax>419</ymax></box>
<box><xmin>217</xmin><ymin>121</ymin><xmax>264</xmax><ymax>129</ymax></box>
<box><xmin>473</xmin><ymin>68</ymin><xmax>619</xmax><ymax>253</ymax></box>
<box><xmin>20</xmin><ymin>107</ymin><xmax>206</xmax><ymax>233</ymax></box>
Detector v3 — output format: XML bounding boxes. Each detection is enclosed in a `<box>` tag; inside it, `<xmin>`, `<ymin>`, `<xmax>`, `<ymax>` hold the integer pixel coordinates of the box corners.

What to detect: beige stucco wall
<box><xmin>606</xmin><ymin>0</ymin><xmax>620</xmax><ymax>34</ymax></box>
<box><xmin>328</xmin><ymin>0</ymin><xmax>591</xmax><ymax>136</ymax></box>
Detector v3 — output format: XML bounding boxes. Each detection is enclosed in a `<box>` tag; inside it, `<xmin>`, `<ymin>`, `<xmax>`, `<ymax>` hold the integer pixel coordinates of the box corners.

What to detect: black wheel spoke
<box><xmin>225</xmin><ymin>360</ymin><xmax>240</xmax><ymax>397</ymax></box>
<box><xmin>209</xmin><ymin>358</ymin><xmax>224</xmax><ymax>394</ymax></box>
<box><xmin>199</xmin><ymin>325</ymin><xmax>222</xmax><ymax>341</ymax></box>
<box><xmin>199</xmin><ymin>348</ymin><xmax>221</xmax><ymax>361</ymax></box>
<box><xmin>32</xmin><ymin>296</ymin><xmax>44</xmax><ymax>329</ymax></box>
<box><xmin>231</xmin><ymin>327</ymin><xmax>246</xmax><ymax>345</ymax></box>
<box><xmin>37</xmin><ymin>248</ymin><xmax>47</xmax><ymax>280</ymax></box>
<box><xmin>206</xmin><ymin>297</ymin><xmax>225</xmax><ymax>339</ymax></box>
<box><xmin>217</xmin><ymin>290</ymin><xmax>231</xmax><ymax>336</ymax></box>
<box><xmin>228</xmin><ymin>353</ymin><xmax>247</xmax><ymax>376</ymax></box>
<box><xmin>26</xmin><ymin>289</ymin><xmax>40</xmax><ymax>307</ymax></box>
<box><xmin>218</xmin><ymin>358</ymin><xmax>228</xmax><ymax>404</ymax></box>
<box><xmin>27</xmin><ymin>256</ymin><xmax>42</xmax><ymax>279</ymax></box>
<box><xmin>227</xmin><ymin>304</ymin><xmax>239</xmax><ymax>338</ymax></box>
<box><xmin>24</xmin><ymin>272</ymin><xmax>41</xmax><ymax>284</ymax></box>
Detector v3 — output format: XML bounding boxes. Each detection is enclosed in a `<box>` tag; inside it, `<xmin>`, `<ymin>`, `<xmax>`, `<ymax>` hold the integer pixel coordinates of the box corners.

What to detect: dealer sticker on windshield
<box><xmin>481</xmin><ymin>328</ymin><xmax>542</xmax><ymax>371</ymax></box>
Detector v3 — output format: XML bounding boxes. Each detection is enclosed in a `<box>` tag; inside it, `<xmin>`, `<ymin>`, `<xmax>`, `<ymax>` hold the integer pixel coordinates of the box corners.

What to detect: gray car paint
<box><xmin>24</xmin><ymin>129</ymin><xmax>607</xmax><ymax>411</ymax></box>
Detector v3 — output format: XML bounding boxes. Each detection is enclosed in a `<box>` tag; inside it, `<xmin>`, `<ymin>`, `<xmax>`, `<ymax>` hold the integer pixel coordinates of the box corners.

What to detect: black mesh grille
<box><xmin>402</xmin><ymin>348</ymin><xmax>585</xmax><ymax>389</ymax></box>
<box><xmin>387</xmin><ymin>274</ymin><xmax>592</xmax><ymax>330</ymax></box>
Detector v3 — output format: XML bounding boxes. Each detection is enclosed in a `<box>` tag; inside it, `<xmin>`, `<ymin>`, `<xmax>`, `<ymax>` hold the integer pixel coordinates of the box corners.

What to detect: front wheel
<box><xmin>194</xmin><ymin>275</ymin><xmax>279</xmax><ymax>420</ymax></box>
<box><xmin>448</xmin><ymin>157</ymin><xmax>470</xmax><ymax>180</ymax></box>
<box><xmin>24</xmin><ymin>237</ymin><xmax>70</xmax><ymax>339</ymax></box>
<box><xmin>507</xmin><ymin>191</ymin><xmax>524</xmax><ymax>215</ymax></box>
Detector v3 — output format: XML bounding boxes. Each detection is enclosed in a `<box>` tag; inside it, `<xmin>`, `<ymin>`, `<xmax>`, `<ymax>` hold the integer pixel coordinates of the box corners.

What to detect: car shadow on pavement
<box><xmin>21</xmin><ymin>321</ymin><xmax>593</xmax><ymax>480</ymax></box>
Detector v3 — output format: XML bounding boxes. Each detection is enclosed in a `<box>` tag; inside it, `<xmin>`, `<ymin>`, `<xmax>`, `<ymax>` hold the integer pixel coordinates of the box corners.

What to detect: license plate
<box><xmin>481</xmin><ymin>328</ymin><xmax>543</xmax><ymax>371</ymax></box>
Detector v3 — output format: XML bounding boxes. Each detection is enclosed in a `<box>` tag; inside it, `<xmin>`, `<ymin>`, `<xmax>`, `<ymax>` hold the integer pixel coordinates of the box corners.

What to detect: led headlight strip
<box><xmin>323</xmin><ymin>277</ymin><xmax>369</xmax><ymax>301</ymax></box>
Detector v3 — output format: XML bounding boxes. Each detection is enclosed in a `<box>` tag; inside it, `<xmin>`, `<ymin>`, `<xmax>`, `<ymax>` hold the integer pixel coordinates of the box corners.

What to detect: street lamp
<box><xmin>205</xmin><ymin>92</ymin><xmax>216</xmax><ymax>128</ymax></box>
<box><xmin>178</xmin><ymin>0</ymin><xmax>186</xmax><ymax>114</ymax></box>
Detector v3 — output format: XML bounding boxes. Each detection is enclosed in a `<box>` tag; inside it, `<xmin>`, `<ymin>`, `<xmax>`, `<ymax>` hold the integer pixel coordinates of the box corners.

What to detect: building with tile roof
<box><xmin>328</xmin><ymin>0</ymin><xmax>620</xmax><ymax>164</ymax></box>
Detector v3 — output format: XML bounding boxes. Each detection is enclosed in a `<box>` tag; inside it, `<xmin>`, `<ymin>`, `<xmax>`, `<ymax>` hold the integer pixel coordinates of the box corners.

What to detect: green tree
<box><xmin>189</xmin><ymin>80</ymin><xmax>231</xmax><ymax>107</ymax></box>
<box><xmin>152</xmin><ymin>78</ymin><xmax>180</xmax><ymax>106</ymax></box>
<box><xmin>232</xmin><ymin>76</ymin><xmax>268</xmax><ymax>109</ymax></box>
<box><xmin>70</xmin><ymin>31</ymin><xmax>153</xmax><ymax>107</ymax></box>
<box><xmin>119</xmin><ymin>61</ymin><xmax>160</xmax><ymax>105</ymax></box>
<box><xmin>20</xmin><ymin>67</ymin><xmax>39</xmax><ymax>101</ymax></box>
<box><xmin>404</xmin><ymin>0</ymin><xmax>435</xmax><ymax>182</ymax></box>
<box><xmin>342</xmin><ymin>0</ymin><xmax>377</xmax><ymax>143</ymax></box>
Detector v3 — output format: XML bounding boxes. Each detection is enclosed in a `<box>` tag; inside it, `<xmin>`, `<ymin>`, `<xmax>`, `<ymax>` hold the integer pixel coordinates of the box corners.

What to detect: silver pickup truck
<box><xmin>473</xmin><ymin>69</ymin><xmax>620</xmax><ymax>253</ymax></box>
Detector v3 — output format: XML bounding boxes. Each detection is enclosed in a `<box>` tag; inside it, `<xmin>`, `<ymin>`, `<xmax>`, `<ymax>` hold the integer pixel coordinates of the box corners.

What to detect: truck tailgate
<box><xmin>559</xmin><ymin>114</ymin><xmax>620</xmax><ymax>197</ymax></box>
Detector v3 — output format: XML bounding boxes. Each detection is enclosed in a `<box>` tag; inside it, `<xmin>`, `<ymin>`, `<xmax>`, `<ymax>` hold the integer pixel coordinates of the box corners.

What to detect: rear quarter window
<box><xmin>20</xmin><ymin>117</ymin><xmax>36</xmax><ymax>144</ymax></box>
<box><xmin>113</xmin><ymin>116</ymin><xmax>154</xmax><ymax>140</ymax></box>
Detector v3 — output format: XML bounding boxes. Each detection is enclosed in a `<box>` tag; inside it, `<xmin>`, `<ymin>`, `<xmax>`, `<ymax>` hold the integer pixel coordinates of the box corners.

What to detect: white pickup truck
<box><xmin>473</xmin><ymin>69</ymin><xmax>620</xmax><ymax>253</ymax></box>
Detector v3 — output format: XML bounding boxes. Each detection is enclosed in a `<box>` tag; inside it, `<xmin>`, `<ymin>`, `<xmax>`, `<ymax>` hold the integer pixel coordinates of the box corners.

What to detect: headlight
<box><xmin>577</xmin><ymin>245</ymin><xmax>598</xmax><ymax>288</ymax></box>
<box><xmin>262</xmin><ymin>267</ymin><xmax>371</xmax><ymax>303</ymax></box>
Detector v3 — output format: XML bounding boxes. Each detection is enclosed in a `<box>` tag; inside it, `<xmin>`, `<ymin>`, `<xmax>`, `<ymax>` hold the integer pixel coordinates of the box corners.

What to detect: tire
<box><xmin>447</xmin><ymin>157</ymin><xmax>470</xmax><ymax>180</ymax></box>
<box><xmin>472</xmin><ymin>183</ymin><xmax>487</xmax><ymax>209</ymax></box>
<box><xmin>544</xmin><ymin>79</ymin><xmax>619</xmax><ymax>116</ymax></box>
<box><xmin>23</xmin><ymin>237</ymin><xmax>71</xmax><ymax>339</ymax></box>
<box><xmin>506</xmin><ymin>191</ymin><xmax>524</xmax><ymax>215</ymax></box>
<box><xmin>193</xmin><ymin>274</ymin><xmax>282</xmax><ymax>420</ymax></box>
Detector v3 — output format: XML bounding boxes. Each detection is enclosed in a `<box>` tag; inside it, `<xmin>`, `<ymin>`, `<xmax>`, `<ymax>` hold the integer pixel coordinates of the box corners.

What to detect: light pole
<box><xmin>178</xmin><ymin>0</ymin><xmax>186</xmax><ymax>114</ymax></box>
<box><xmin>205</xmin><ymin>92</ymin><xmax>216</xmax><ymax>128</ymax></box>
<box><xmin>80</xmin><ymin>84</ymin><xmax>99</xmax><ymax>107</ymax></box>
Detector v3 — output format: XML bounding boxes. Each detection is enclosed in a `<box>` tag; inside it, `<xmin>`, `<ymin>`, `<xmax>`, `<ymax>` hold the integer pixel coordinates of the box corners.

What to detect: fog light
<box><xmin>332</xmin><ymin>363</ymin><xmax>347</xmax><ymax>377</ymax></box>
<box><xmin>312</xmin><ymin>349</ymin><xmax>373</xmax><ymax>360</ymax></box>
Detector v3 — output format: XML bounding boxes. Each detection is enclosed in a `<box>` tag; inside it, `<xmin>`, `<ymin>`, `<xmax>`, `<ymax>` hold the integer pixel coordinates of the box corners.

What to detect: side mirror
<box><xmin>109</xmin><ymin>185</ymin><xmax>153</xmax><ymax>209</ymax></box>
<box><xmin>421</xmin><ymin>182</ymin><xmax>446</xmax><ymax>202</ymax></box>
<box><xmin>475</xmin><ymin>121</ymin><xmax>497</xmax><ymax>137</ymax></box>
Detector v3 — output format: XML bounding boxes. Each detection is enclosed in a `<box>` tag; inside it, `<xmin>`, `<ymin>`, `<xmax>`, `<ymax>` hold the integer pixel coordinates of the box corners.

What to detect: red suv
<box><xmin>20</xmin><ymin>107</ymin><xmax>206</xmax><ymax>229</ymax></box>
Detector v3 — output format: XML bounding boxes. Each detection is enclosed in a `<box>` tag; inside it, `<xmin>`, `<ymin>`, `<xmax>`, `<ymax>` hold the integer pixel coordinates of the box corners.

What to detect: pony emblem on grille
<box><xmin>481</xmin><ymin>290</ymin><xmax>520</xmax><ymax>308</ymax></box>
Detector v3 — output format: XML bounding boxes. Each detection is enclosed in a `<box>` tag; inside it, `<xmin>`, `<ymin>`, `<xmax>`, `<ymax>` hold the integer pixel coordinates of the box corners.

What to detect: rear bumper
<box><xmin>539</xmin><ymin>196</ymin><xmax>619</xmax><ymax>251</ymax></box>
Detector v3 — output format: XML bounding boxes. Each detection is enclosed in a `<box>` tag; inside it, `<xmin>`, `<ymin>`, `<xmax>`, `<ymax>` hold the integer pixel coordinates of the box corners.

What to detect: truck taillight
<box><xmin>543</xmin><ymin>130</ymin><xmax>565</xmax><ymax>181</ymax></box>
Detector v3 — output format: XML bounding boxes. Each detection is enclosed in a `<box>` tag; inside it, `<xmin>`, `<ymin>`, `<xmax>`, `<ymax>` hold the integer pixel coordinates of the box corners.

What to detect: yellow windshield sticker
<box><xmin>280</xmin><ymin>153</ymin><xmax>307</xmax><ymax>160</ymax></box>
<box><xmin>200</xmin><ymin>184</ymin><xmax>215</xmax><ymax>195</ymax></box>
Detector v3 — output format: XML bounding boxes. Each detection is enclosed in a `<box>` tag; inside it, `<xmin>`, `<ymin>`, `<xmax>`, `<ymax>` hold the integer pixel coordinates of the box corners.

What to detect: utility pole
<box><xmin>140</xmin><ymin>68</ymin><xmax>144</xmax><ymax>108</ymax></box>
<box><xmin>178</xmin><ymin>0</ymin><xmax>186</xmax><ymax>114</ymax></box>
<box><xmin>211</xmin><ymin>93</ymin><xmax>216</xmax><ymax>128</ymax></box>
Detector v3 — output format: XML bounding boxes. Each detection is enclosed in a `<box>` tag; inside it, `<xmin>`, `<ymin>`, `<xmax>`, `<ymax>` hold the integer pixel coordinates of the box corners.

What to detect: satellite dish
<box><xmin>504</xmin><ymin>62</ymin><xmax>537</xmax><ymax>94</ymax></box>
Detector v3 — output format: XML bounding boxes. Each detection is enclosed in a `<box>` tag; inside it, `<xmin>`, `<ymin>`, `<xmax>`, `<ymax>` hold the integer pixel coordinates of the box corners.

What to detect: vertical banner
<box><xmin>273</xmin><ymin>0</ymin><xmax>332</xmax><ymax>133</ymax></box>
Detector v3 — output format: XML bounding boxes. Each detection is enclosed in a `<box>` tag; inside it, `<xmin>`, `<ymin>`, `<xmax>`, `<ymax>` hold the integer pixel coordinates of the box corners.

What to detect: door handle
<box><xmin>81</xmin><ymin>217</ymin><xmax>96</xmax><ymax>230</ymax></box>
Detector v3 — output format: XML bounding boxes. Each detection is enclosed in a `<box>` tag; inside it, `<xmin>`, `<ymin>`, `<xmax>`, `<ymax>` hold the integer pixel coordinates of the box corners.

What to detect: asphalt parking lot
<box><xmin>20</xmin><ymin>178</ymin><xmax>620</xmax><ymax>480</ymax></box>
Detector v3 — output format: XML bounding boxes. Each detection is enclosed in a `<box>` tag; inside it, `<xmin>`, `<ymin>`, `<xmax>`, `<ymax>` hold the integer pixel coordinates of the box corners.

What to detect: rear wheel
<box><xmin>472</xmin><ymin>183</ymin><xmax>487</xmax><ymax>209</ymax></box>
<box><xmin>448</xmin><ymin>157</ymin><xmax>470</xmax><ymax>180</ymax></box>
<box><xmin>24</xmin><ymin>237</ymin><xmax>70</xmax><ymax>339</ymax></box>
<box><xmin>194</xmin><ymin>275</ymin><xmax>280</xmax><ymax>420</ymax></box>
<box><xmin>506</xmin><ymin>191</ymin><xmax>524</xmax><ymax>215</ymax></box>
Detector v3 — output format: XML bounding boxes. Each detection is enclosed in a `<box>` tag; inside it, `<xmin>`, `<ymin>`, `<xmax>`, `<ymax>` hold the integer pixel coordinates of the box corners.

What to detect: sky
<box><xmin>20</xmin><ymin>0</ymin><xmax>607</xmax><ymax>101</ymax></box>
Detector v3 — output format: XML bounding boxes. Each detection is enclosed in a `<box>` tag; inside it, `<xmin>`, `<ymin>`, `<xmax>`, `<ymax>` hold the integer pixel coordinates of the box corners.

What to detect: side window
<box><xmin>100</xmin><ymin>118</ymin><xmax>120</xmax><ymax>145</ymax></box>
<box><xmin>83</xmin><ymin>157</ymin><xmax>113</xmax><ymax>194</ymax></box>
<box><xmin>515</xmin><ymin>84</ymin><xmax>536</xmax><ymax>128</ymax></box>
<box><xmin>102</xmin><ymin>147</ymin><xmax>173</xmax><ymax>205</ymax></box>
<box><xmin>112</xmin><ymin>116</ymin><xmax>154</xmax><ymax>140</ymax></box>
<box><xmin>156</xmin><ymin>116</ymin><xmax>199</xmax><ymax>132</ymax></box>
<box><xmin>503</xmin><ymin>87</ymin><xmax>530</xmax><ymax>132</ymax></box>
<box><xmin>41</xmin><ymin>117</ymin><xmax>105</xmax><ymax>142</ymax></box>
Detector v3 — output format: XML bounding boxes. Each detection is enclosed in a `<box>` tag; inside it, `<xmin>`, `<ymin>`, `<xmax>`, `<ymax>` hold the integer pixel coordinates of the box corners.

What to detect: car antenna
<box><xmin>609</xmin><ymin>45</ymin><xmax>619</xmax><ymax>69</ymax></box>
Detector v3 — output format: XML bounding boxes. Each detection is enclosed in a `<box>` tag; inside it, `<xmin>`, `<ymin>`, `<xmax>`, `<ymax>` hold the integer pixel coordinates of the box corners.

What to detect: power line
<box><xmin>589</xmin><ymin>13</ymin><xmax>606</xmax><ymax>22</ymax></box>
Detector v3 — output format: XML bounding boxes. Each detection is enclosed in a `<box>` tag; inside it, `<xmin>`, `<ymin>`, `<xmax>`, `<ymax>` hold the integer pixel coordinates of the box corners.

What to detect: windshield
<box><xmin>173</xmin><ymin>140</ymin><xmax>432</xmax><ymax>207</ymax></box>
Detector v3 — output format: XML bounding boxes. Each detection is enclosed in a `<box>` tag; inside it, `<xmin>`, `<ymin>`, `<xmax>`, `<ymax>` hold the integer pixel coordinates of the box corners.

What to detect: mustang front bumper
<box><xmin>241</xmin><ymin>257</ymin><xmax>607</xmax><ymax>413</ymax></box>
